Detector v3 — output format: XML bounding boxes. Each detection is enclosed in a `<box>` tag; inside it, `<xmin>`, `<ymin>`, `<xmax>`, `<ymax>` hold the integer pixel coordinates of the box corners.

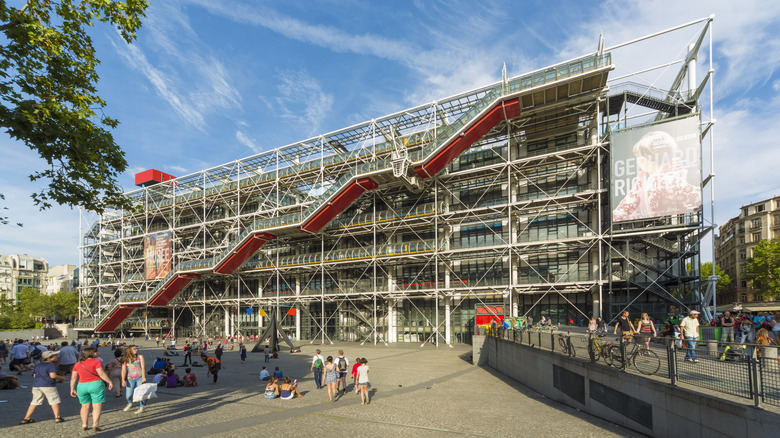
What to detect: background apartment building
<box><xmin>715</xmin><ymin>196</ymin><xmax>780</xmax><ymax>304</ymax></box>
<box><xmin>0</xmin><ymin>254</ymin><xmax>49</xmax><ymax>301</ymax></box>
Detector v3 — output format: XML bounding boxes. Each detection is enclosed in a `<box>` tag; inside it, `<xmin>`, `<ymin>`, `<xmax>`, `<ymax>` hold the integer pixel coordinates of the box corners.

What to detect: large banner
<box><xmin>611</xmin><ymin>117</ymin><xmax>702</xmax><ymax>223</ymax></box>
<box><xmin>144</xmin><ymin>231</ymin><xmax>172</xmax><ymax>280</ymax></box>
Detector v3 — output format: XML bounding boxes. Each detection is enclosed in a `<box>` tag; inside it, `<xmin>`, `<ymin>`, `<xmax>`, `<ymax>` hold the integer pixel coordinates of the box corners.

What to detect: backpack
<box><xmin>314</xmin><ymin>357</ymin><xmax>323</xmax><ymax>369</ymax></box>
<box><xmin>264</xmin><ymin>385</ymin><xmax>277</xmax><ymax>398</ymax></box>
<box><xmin>337</xmin><ymin>357</ymin><xmax>347</xmax><ymax>372</ymax></box>
<box><xmin>31</xmin><ymin>348</ymin><xmax>43</xmax><ymax>360</ymax></box>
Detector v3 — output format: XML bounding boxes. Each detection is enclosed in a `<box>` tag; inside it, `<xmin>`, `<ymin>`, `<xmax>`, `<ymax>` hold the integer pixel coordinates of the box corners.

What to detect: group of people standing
<box><xmin>18</xmin><ymin>344</ymin><xmax>152</xmax><ymax>431</ymax></box>
<box><xmin>310</xmin><ymin>349</ymin><xmax>370</xmax><ymax>404</ymax></box>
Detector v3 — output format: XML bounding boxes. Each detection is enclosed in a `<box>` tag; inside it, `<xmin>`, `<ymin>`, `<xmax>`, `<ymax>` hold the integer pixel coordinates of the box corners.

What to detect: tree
<box><xmin>16</xmin><ymin>287</ymin><xmax>51</xmax><ymax>320</ymax></box>
<box><xmin>51</xmin><ymin>290</ymin><xmax>79</xmax><ymax>321</ymax></box>
<box><xmin>1</xmin><ymin>0</ymin><xmax>148</xmax><ymax>215</ymax></box>
<box><xmin>746</xmin><ymin>238</ymin><xmax>780</xmax><ymax>299</ymax></box>
<box><xmin>700</xmin><ymin>262</ymin><xmax>731</xmax><ymax>294</ymax></box>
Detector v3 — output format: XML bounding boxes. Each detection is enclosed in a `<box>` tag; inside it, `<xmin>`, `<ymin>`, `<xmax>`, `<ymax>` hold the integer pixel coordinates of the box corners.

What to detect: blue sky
<box><xmin>1</xmin><ymin>0</ymin><xmax>780</xmax><ymax>266</ymax></box>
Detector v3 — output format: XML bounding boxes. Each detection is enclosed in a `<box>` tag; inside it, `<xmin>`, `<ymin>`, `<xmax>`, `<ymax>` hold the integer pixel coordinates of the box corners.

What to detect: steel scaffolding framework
<box><xmin>76</xmin><ymin>18</ymin><xmax>716</xmax><ymax>344</ymax></box>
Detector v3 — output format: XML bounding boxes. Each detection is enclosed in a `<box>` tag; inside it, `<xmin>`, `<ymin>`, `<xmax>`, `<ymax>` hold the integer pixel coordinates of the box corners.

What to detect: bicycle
<box><xmin>587</xmin><ymin>334</ymin><xmax>614</xmax><ymax>366</ymax></box>
<box><xmin>609</xmin><ymin>335</ymin><xmax>660</xmax><ymax>375</ymax></box>
<box><xmin>557</xmin><ymin>333</ymin><xmax>576</xmax><ymax>357</ymax></box>
<box><xmin>534</xmin><ymin>323</ymin><xmax>558</xmax><ymax>332</ymax></box>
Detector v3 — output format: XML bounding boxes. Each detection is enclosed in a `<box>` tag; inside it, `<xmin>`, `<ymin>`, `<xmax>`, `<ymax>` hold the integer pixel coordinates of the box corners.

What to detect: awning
<box><xmin>716</xmin><ymin>302</ymin><xmax>780</xmax><ymax>313</ymax></box>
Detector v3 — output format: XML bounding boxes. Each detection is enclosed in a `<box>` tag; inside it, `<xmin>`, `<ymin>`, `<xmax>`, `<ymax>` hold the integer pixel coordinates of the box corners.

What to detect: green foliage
<box><xmin>0</xmin><ymin>288</ymin><xmax>78</xmax><ymax>329</ymax></box>
<box><xmin>51</xmin><ymin>290</ymin><xmax>79</xmax><ymax>319</ymax></box>
<box><xmin>700</xmin><ymin>262</ymin><xmax>732</xmax><ymax>293</ymax></box>
<box><xmin>746</xmin><ymin>238</ymin><xmax>780</xmax><ymax>299</ymax></box>
<box><xmin>0</xmin><ymin>0</ymin><xmax>149</xmax><ymax>214</ymax></box>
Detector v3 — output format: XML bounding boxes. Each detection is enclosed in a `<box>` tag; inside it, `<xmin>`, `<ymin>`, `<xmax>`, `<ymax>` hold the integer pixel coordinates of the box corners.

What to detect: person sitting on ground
<box><xmin>182</xmin><ymin>368</ymin><xmax>197</xmax><ymax>387</ymax></box>
<box><xmin>166</xmin><ymin>366</ymin><xmax>183</xmax><ymax>387</ymax></box>
<box><xmin>264</xmin><ymin>377</ymin><xmax>279</xmax><ymax>399</ymax></box>
<box><xmin>153</xmin><ymin>369</ymin><xmax>168</xmax><ymax>386</ymax></box>
<box><xmin>278</xmin><ymin>377</ymin><xmax>303</xmax><ymax>399</ymax></box>
<box><xmin>273</xmin><ymin>366</ymin><xmax>283</xmax><ymax>380</ymax></box>
<box><xmin>259</xmin><ymin>366</ymin><xmax>270</xmax><ymax>381</ymax></box>
<box><xmin>149</xmin><ymin>357</ymin><xmax>166</xmax><ymax>374</ymax></box>
<box><xmin>0</xmin><ymin>366</ymin><xmax>22</xmax><ymax>389</ymax></box>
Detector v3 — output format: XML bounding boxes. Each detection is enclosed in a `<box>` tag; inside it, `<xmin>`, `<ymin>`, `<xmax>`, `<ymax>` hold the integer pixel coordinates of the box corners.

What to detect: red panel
<box><xmin>416</xmin><ymin>99</ymin><xmax>521</xmax><ymax>178</ymax></box>
<box><xmin>148</xmin><ymin>273</ymin><xmax>201</xmax><ymax>306</ymax></box>
<box><xmin>95</xmin><ymin>305</ymin><xmax>139</xmax><ymax>333</ymax></box>
<box><xmin>301</xmin><ymin>177</ymin><xmax>378</xmax><ymax>233</ymax></box>
<box><xmin>135</xmin><ymin>169</ymin><xmax>176</xmax><ymax>187</ymax></box>
<box><xmin>214</xmin><ymin>233</ymin><xmax>276</xmax><ymax>274</ymax></box>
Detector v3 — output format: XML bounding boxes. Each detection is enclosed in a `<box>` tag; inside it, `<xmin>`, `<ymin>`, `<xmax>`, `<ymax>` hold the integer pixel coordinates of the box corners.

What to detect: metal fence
<box><xmin>482</xmin><ymin>326</ymin><xmax>780</xmax><ymax>408</ymax></box>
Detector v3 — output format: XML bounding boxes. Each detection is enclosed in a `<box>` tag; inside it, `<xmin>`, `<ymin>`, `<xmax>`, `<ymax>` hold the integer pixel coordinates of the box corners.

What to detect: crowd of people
<box><xmin>0</xmin><ymin>336</ymin><xmax>373</xmax><ymax>430</ymax></box>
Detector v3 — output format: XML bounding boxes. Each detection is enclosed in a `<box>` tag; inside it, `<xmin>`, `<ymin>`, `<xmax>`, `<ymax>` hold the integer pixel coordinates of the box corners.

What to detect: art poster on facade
<box><xmin>610</xmin><ymin>116</ymin><xmax>702</xmax><ymax>223</ymax></box>
<box><xmin>144</xmin><ymin>231</ymin><xmax>172</xmax><ymax>280</ymax></box>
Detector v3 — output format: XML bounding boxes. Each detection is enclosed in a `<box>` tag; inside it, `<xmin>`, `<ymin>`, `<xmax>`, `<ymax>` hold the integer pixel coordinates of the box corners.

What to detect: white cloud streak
<box><xmin>113</xmin><ymin>1</ymin><xmax>241</xmax><ymax>130</ymax></box>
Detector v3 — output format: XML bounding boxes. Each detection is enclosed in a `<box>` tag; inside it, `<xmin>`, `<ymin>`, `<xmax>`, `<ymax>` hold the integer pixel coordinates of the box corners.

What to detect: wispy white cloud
<box><xmin>113</xmin><ymin>1</ymin><xmax>241</xmax><ymax>130</ymax></box>
<box><xmin>236</xmin><ymin>130</ymin><xmax>262</xmax><ymax>154</ymax></box>
<box><xmin>166</xmin><ymin>165</ymin><xmax>188</xmax><ymax>174</ymax></box>
<box><xmin>262</xmin><ymin>70</ymin><xmax>334</xmax><ymax>137</ymax></box>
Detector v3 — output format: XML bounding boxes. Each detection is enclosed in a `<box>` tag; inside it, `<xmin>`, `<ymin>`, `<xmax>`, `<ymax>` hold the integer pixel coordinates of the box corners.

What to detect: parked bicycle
<box><xmin>557</xmin><ymin>333</ymin><xmax>576</xmax><ymax>357</ymax></box>
<box><xmin>534</xmin><ymin>323</ymin><xmax>558</xmax><ymax>332</ymax></box>
<box><xmin>588</xmin><ymin>334</ymin><xmax>614</xmax><ymax>366</ymax></box>
<box><xmin>609</xmin><ymin>335</ymin><xmax>661</xmax><ymax>375</ymax></box>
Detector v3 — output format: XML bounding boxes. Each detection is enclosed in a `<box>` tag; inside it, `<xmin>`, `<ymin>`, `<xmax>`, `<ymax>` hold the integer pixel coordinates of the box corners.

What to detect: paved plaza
<box><xmin>0</xmin><ymin>339</ymin><xmax>644</xmax><ymax>437</ymax></box>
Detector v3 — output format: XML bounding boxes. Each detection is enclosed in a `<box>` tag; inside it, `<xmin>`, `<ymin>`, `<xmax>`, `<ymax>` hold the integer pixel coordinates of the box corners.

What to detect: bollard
<box><xmin>706</xmin><ymin>339</ymin><xmax>717</xmax><ymax>356</ymax></box>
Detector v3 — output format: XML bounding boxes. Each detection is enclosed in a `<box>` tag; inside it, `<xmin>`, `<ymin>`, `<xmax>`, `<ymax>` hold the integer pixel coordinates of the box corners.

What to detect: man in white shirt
<box><xmin>679</xmin><ymin>310</ymin><xmax>701</xmax><ymax>362</ymax></box>
<box><xmin>259</xmin><ymin>366</ymin><xmax>270</xmax><ymax>381</ymax></box>
<box><xmin>310</xmin><ymin>349</ymin><xmax>325</xmax><ymax>389</ymax></box>
<box><xmin>57</xmin><ymin>341</ymin><xmax>78</xmax><ymax>374</ymax></box>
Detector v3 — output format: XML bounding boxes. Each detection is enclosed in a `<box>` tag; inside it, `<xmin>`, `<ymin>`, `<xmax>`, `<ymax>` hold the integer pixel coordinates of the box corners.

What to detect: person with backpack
<box><xmin>200</xmin><ymin>353</ymin><xmax>221</xmax><ymax>385</ymax></box>
<box><xmin>310</xmin><ymin>349</ymin><xmax>325</xmax><ymax>389</ymax></box>
<box><xmin>335</xmin><ymin>350</ymin><xmax>349</xmax><ymax>395</ymax></box>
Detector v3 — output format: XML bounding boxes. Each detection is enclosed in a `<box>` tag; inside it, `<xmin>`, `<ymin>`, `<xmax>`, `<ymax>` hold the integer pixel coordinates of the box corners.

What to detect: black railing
<box><xmin>484</xmin><ymin>328</ymin><xmax>780</xmax><ymax>408</ymax></box>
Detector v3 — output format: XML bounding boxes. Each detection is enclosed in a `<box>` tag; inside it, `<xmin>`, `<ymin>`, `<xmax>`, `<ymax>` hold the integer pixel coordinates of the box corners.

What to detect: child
<box><xmin>240</xmin><ymin>344</ymin><xmax>247</xmax><ymax>364</ymax></box>
<box><xmin>183</xmin><ymin>368</ymin><xmax>197</xmax><ymax>387</ymax></box>
<box><xmin>21</xmin><ymin>351</ymin><xmax>66</xmax><ymax>424</ymax></box>
<box><xmin>351</xmin><ymin>357</ymin><xmax>362</xmax><ymax>394</ymax></box>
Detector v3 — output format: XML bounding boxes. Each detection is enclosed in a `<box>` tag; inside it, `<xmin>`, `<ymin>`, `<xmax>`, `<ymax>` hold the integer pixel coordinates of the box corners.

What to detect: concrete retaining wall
<box><xmin>0</xmin><ymin>327</ymin><xmax>63</xmax><ymax>341</ymax></box>
<box><xmin>473</xmin><ymin>335</ymin><xmax>780</xmax><ymax>437</ymax></box>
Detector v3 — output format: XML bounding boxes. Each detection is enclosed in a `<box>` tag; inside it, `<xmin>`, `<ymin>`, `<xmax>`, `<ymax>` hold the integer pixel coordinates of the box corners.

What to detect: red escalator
<box><xmin>214</xmin><ymin>233</ymin><xmax>277</xmax><ymax>274</ymax></box>
<box><xmin>148</xmin><ymin>273</ymin><xmax>202</xmax><ymax>306</ymax></box>
<box><xmin>95</xmin><ymin>305</ymin><xmax>140</xmax><ymax>333</ymax></box>
<box><xmin>299</xmin><ymin>177</ymin><xmax>378</xmax><ymax>234</ymax></box>
<box><xmin>414</xmin><ymin>98</ymin><xmax>521</xmax><ymax>178</ymax></box>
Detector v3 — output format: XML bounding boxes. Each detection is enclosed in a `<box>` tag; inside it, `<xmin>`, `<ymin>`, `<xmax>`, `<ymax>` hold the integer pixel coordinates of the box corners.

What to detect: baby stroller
<box><xmin>719</xmin><ymin>345</ymin><xmax>750</xmax><ymax>362</ymax></box>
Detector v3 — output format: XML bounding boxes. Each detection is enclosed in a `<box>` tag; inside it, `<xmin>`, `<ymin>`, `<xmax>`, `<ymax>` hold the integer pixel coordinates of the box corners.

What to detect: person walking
<box><xmin>239</xmin><ymin>343</ymin><xmax>247</xmax><ymax>364</ymax></box>
<box><xmin>120</xmin><ymin>345</ymin><xmax>148</xmax><ymax>414</ymax></box>
<box><xmin>335</xmin><ymin>350</ymin><xmax>349</xmax><ymax>395</ymax></box>
<box><xmin>20</xmin><ymin>351</ymin><xmax>66</xmax><ymax>424</ymax></box>
<box><xmin>70</xmin><ymin>347</ymin><xmax>113</xmax><ymax>431</ymax></box>
<box><xmin>680</xmin><ymin>310</ymin><xmax>701</xmax><ymax>362</ymax></box>
<box><xmin>356</xmin><ymin>358</ymin><xmax>370</xmax><ymax>404</ymax></box>
<box><xmin>322</xmin><ymin>356</ymin><xmax>338</xmax><ymax>402</ymax></box>
<box><xmin>636</xmin><ymin>313</ymin><xmax>657</xmax><ymax>352</ymax></box>
<box><xmin>104</xmin><ymin>350</ymin><xmax>123</xmax><ymax>398</ymax></box>
<box><xmin>614</xmin><ymin>310</ymin><xmax>636</xmax><ymax>337</ymax></box>
<box><xmin>310</xmin><ymin>349</ymin><xmax>325</xmax><ymax>389</ymax></box>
